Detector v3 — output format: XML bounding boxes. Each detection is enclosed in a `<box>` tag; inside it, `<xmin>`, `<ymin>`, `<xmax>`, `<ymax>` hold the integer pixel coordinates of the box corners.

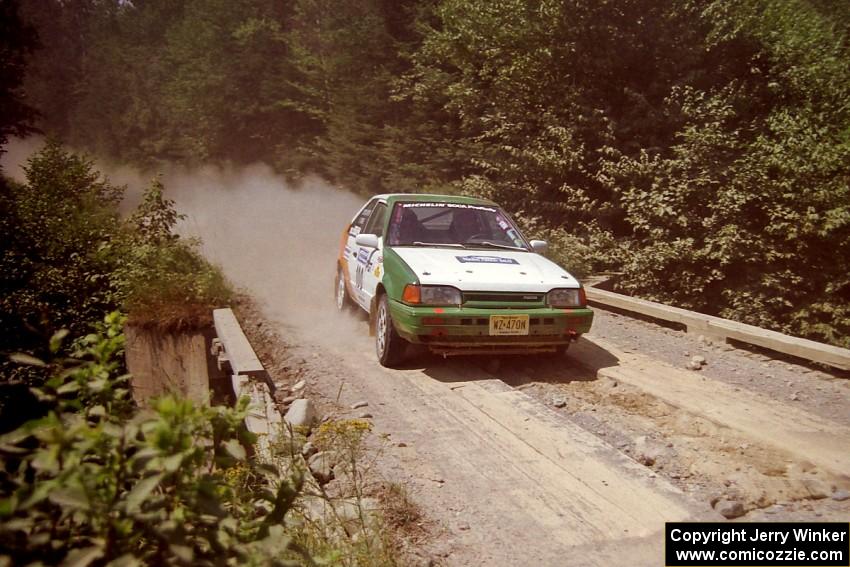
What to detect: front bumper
<box><xmin>388</xmin><ymin>299</ymin><xmax>593</xmax><ymax>354</ymax></box>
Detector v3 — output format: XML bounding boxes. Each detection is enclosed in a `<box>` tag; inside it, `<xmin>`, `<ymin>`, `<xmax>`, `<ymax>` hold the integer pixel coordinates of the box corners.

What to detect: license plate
<box><xmin>489</xmin><ymin>314</ymin><xmax>529</xmax><ymax>336</ymax></box>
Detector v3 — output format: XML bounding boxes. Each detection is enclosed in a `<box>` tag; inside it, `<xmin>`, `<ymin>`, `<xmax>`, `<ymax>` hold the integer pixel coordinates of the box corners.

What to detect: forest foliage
<box><xmin>0</xmin><ymin>142</ymin><xmax>403</xmax><ymax>566</ymax></box>
<box><xmin>5</xmin><ymin>0</ymin><xmax>850</xmax><ymax>346</ymax></box>
<box><xmin>0</xmin><ymin>140</ymin><xmax>231</xmax><ymax>432</ymax></box>
<box><xmin>0</xmin><ymin>138</ymin><xmax>317</xmax><ymax>565</ymax></box>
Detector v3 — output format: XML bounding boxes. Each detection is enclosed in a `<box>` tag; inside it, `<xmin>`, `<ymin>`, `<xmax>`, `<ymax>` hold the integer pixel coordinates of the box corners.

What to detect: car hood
<box><xmin>390</xmin><ymin>247</ymin><xmax>580</xmax><ymax>292</ymax></box>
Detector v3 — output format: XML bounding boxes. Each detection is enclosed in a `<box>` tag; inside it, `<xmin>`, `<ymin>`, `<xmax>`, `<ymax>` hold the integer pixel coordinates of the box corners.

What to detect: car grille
<box><xmin>462</xmin><ymin>292</ymin><xmax>545</xmax><ymax>308</ymax></box>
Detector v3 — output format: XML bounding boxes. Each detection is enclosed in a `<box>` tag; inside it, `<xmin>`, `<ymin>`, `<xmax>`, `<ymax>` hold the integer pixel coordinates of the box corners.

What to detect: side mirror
<box><xmin>355</xmin><ymin>233</ymin><xmax>379</xmax><ymax>249</ymax></box>
<box><xmin>529</xmin><ymin>239</ymin><xmax>548</xmax><ymax>253</ymax></box>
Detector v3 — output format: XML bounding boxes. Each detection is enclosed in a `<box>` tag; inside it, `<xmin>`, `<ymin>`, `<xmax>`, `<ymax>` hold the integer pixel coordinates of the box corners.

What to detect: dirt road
<box><xmin>176</xmin><ymin>180</ymin><xmax>850</xmax><ymax>566</ymax></box>
<box><xmin>269</xmin><ymin>330</ymin><xmax>715</xmax><ymax>566</ymax></box>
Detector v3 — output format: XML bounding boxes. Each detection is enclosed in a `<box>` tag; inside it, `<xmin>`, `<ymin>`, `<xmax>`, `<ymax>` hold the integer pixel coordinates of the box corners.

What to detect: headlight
<box><xmin>547</xmin><ymin>288</ymin><xmax>584</xmax><ymax>308</ymax></box>
<box><xmin>402</xmin><ymin>284</ymin><xmax>462</xmax><ymax>306</ymax></box>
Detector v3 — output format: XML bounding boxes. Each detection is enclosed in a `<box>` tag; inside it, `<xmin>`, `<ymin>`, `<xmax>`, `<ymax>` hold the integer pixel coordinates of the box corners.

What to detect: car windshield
<box><xmin>386</xmin><ymin>202</ymin><xmax>530</xmax><ymax>250</ymax></box>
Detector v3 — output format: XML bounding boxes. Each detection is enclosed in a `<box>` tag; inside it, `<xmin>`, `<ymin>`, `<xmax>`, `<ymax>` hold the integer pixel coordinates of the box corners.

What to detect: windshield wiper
<box><xmin>467</xmin><ymin>241</ymin><xmax>527</xmax><ymax>251</ymax></box>
<box><xmin>410</xmin><ymin>241</ymin><xmax>467</xmax><ymax>248</ymax></box>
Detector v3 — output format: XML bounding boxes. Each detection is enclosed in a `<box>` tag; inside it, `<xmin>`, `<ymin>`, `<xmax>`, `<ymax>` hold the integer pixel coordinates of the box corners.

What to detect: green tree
<box><xmin>0</xmin><ymin>0</ymin><xmax>39</xmax><ymax>150</ymax></box>
<box><xmin>401</xmin><ymin>0</ymin><xmax>710</xmax><ymax>228</ymax></box>
<box><xmin>0</xmin><ymin>140</ymin><xmax>125</xmax><ymax>357</ymax></box>
<box><xmin>607</xmin><ymin>0</ymin><xmax>850</xmax><ymax>346</ymax></box>
<box><xmin>286</xmin><ymin>0</ymin><xmax>420</xmax><ymax>191</ymax></box>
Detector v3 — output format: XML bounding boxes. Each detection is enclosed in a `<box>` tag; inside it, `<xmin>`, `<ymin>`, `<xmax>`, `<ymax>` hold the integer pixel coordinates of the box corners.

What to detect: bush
<box><xmin>0</xmin><ymin>141</ymin><xmax>132</xmax><ymax>432</ymax></box>
<box><xmin>512</xmin><ymin>215</ymin><xmax>626</xmax><ymax>280</ymax></box>
<box><xmin>0</xmin><ymin>313</ymin><xmax>313</xmax><ymax>566</ymax></box>
<box><xmin>0</xmin><ymin>141</ymin><xmax>126</xmax><ymax>360</ymax></box>
<box><xmin>121</xmin><ymin>179</ymin><xmax>232</xmax><ymax>331</ymax></box>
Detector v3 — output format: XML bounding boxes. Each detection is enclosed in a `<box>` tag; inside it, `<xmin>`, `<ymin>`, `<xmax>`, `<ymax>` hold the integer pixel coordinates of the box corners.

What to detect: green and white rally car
<box><xmin>335</xmin><ymin>194</ymin><xmax>593</xmax><ymax>367</ymax></box>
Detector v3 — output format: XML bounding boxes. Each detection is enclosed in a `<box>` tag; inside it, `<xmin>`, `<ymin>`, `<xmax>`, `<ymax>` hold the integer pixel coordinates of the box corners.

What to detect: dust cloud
<box><xmin>1</xmin><ymin>138</ymin><xmax>369</xmax><ymax>347</ymax></box>
<box><xmin>165</xmin><ymin>163</ymin><xmax>367</xmax><ymax>344</ymax></box>
<box><xmin>0</xmin><ymin>136</ymin><xmax>44</xmax><ymax>182</ymax></box>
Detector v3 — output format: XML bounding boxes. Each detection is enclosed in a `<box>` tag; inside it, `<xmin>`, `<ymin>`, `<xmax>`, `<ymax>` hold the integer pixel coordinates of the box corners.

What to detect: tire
<box><xmin>335</xmin><ymin>267</ymin><xmax>352</xmax><ymax>311</ymax></box>
<box><xmin>375</xmin><ymin>294</ymin><xmax>407</xmax><ymax>367</ymax></box>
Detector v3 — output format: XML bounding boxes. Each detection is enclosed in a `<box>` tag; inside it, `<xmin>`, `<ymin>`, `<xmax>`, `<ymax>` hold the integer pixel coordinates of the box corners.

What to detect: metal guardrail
<box><xmin>585</xmin><ymin>287</ymin><xmax>850</xmax><ymax>371</ymax></box>
<box><xmin>212</xmin><ymin>308</ymin><xmax>281</xmax><ymax>456</ymax></box>
<box><xmin>212</xmin><ymin>308</ymin><xmax>266</xmax><ymax>377</ymax></box>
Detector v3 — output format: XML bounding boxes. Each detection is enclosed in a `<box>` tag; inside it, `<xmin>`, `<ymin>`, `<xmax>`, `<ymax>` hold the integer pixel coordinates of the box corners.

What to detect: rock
<box><xmin>830</xmin><ymin>489</ymin><xmax>850</xmax><ymax>502</ymax></box>
<box><xmin>397</xmin><ymin>442</ymin><xmax>408</xmax><ymax>448</ymax></box>
<box><xmin>691</xmin><ymin>355</ymin><xmax>707</xmax><ymax>366</ymax></box>
<box><xmin>358</xmin><ymin>412</ymin><xmax>373</xmax><ymax>419</ymax></box>
<box><xmin>789</xmin><ymin>392</ymin><xmax>800</xmax><ymax>401</ymax></box>
<box><xmin>351</xmin><ymin>400</ymin><xmax>369</xmax><ymax>409</ymax></box>
<box><xmin>291</xmin><ymin>379</ymin><xmax>307</xmax><ymax>392</ymax></box>
<box><xmin>457</xmin><ymin>522</ymin><xmax>470</xmax><ymax>531</ymax></box>
<box><xmin>714</xmin><ymin>499</ymin><xmax>745</xmax><ymax>519</ymax></box>
<box><xmin>551</xmin><ymin>397</ymin><xmax>566</xmax><ymax>408</ymax></box>
<box><xmin>686</xmin><ymin>360</ymin><xmax>702</xmax><ymax>371</ymax></box>
<box><xmin>634</xmin><ymin>436</ymin><xmax>670</xmax><ymax>467</ymax></box>
<box><xmin>281</xmin><ymin>395</ymin><xmax>297</xmax><ymax>405</ymax></box>
<box><xmin>301</xmin><ymin>441</ymin><xmax>318</xmax><ymax>459</ymax></box>
<box><xmin>802</xmin><ymin>478</ymin><xmax>831</xmax><ymax>499</ymax></box>
<box><xmin>284</xmin><ymin>398</ymin><xmax>317</xmax><ymax>427</ymax></box>
<box><xmin>328</xmin><ymin>496</ymin><xmax>380</xmax><ymax>526</ymax></box>
<box><xmin>301</xmin><ymin>495</ymin><xmax>379</xmax><ymax>531</ymax></box>
<box><xmin>637</xmin><ymin>454</ymin><xmax>655</xmax><ymax>466</ymax></box>
<box><xmin>308</xmin><ymin>451</ymin><xmax>336</xmax><ymax>484</ymax></box>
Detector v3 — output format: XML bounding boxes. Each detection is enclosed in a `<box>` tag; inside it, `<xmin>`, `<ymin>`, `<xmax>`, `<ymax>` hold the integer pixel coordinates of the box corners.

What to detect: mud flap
<box><xmin>368</xmin><ymin>296</ymin><xmax>377</xmax><ymax>336</ymax></box>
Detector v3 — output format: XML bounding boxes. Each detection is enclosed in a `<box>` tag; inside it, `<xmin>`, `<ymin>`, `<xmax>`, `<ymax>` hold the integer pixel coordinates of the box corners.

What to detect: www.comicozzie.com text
<box><xmin>669</xmin><ymin>527</ymin><xmax>848</xmax><ymax>546</ymax></box>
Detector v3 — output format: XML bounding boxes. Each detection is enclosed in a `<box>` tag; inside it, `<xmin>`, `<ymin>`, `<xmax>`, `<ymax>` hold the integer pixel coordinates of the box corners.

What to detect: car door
<box><xmin>357</xmin><ymin>202</ymin><xmax>387</xmax><ymax>310</ymax></box>
<box><xmin>345</xmin><ymin>199</ymin><xmax>378</xmax><ymax>308</ymax></box>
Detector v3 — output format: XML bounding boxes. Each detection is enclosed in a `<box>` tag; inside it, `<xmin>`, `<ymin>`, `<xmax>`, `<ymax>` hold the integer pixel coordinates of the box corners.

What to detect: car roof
<box><xmin>374</xmin><ymin>193</ymin><xmax>499</xmax><ymax>207</ymax></box>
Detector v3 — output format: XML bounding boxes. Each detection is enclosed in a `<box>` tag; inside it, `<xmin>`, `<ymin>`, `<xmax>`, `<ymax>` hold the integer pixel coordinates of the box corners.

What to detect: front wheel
<box><xmin>375</xmin><ymin>294</ymin><xmax>407</xmax><ymax>367</ymax></box>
